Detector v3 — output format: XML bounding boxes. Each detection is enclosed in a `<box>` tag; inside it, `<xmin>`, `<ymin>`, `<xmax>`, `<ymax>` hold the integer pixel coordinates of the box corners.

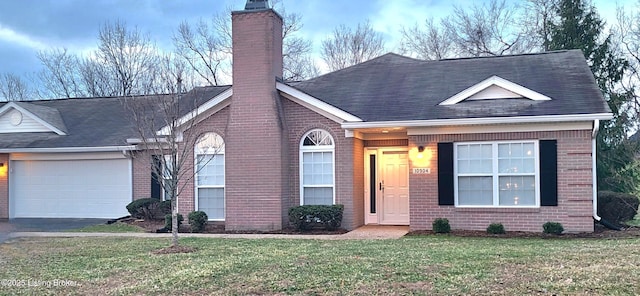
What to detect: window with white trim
<box><xmin>195</xmin><ymin>133</ymin><xmax>225</xmax><ymax>220</ymax></box>
<box><xmin>300</xmin><ymin>129</ymin><xmax>335</xmax><ymax>205</ymax></box>
<box><xmin>455</xmin><ymin>141</ymin><xmax>538</xmax><ymax>207</ymax></box>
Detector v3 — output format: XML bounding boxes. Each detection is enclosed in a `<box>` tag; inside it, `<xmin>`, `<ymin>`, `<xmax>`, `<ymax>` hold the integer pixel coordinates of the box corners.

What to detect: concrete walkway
<box><xmin>6</xmin><ymin>225</ymin><xmax>409</xmax><ymax>241</ymax></box>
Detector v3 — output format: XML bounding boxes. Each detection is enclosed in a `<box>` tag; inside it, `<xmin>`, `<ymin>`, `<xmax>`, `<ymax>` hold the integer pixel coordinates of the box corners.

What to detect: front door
<box><xmin>365</xmin><ymin>148</ymin><xmax>410</xmax><ymax>225</ymax></box>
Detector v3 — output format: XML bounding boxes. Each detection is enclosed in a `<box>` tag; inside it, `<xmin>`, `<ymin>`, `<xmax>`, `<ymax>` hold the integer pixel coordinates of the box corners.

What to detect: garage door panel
<box><xmin>10</xmin><ymin>159</ymin><xmax>132</xmax><ymax>219</ymax></box>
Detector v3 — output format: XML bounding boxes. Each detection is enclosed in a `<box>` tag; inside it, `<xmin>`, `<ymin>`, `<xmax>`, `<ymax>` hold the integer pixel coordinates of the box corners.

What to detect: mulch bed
<box><xmin>407</xmin><ymin>225</ymin><xmax>640</xmax><ymax>239</ymax></box>
<box><xmin>121</xmin><ymin>217</ymin><xmax>348</xmax><ymax>235</ymax></box>
<box><xmin>119</xmin><ymin>217</ymin><xmax>640</xmax><ymax>238</ymax></box>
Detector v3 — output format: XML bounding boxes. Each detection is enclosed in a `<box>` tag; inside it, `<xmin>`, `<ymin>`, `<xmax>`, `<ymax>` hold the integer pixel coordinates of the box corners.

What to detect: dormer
<box><xmin>0</xmin><ymin>102</ymin><xmax>67</xmax><ymax>135</ymax></box>
<box><xmin>439</xmin><ymin>75</ymin><xmax>552</xmax><ymax>106</ymax></box>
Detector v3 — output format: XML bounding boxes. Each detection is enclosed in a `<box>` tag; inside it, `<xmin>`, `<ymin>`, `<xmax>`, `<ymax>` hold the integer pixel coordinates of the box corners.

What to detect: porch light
<box><xmin>0</xmin><ymin>163</ymin><xmax>5</xmax><ymax>177</ymax></box>
<box><xmin>409</xmin><ymin>145</ymin><xmax>432</xmax><ymax>168</ymax></box>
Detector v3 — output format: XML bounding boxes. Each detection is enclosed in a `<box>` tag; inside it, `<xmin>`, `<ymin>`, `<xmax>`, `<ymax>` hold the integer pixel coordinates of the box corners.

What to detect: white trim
<box><xmin>277</xmin><ymin>82</ymin><xmax>363</xmax><ymax>123</ymax></box>
<box><xmin>363</xmin><ymin>148</ymin><xmax>378</xmax><ymax>225</ymax></box>
<box><xmin>454</xmin><ymin>140</ymin><xmax>540</xmax><ymax>208</ymax></box>
<box><xmin>0</xmin><ymin>146</ymin><xmax>138</xmax><ymax>153</ymax></box>
<box><xmin>10</xmin><ymin>151</ymin><xmax>127</xmax><ymax>161</ymax></box>
<box><xmin>299</xmin><ymin>129</ymin><xmax>336</xmax><ymax>206</ymax></box>
<box><xmin>157</xmin><ymin>88</ymin><xmax>233</xmax><ymax>136</ymax></box>
<box><xmin>408</xmin><ymin>121</ymin><xmax>592</xmax><ymax>135</ymax></box>
<box><xmin>439</xmin><ymin>75</ymin><xmax>552</xmax><ymax>106</ymax></box>
<box><xmin>0</xmin><ymin>102</ymin><xmax>66</xmax><ymax>135</ymax></box>
<box><xmin>342</xmin><ymin>113</ymin><xmax>613</xmax><ymax>130</ymax></box>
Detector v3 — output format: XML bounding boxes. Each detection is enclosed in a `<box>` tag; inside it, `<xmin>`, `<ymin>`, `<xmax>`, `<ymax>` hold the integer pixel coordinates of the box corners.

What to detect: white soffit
<box><xmin>439</xmin><ymin>75</ymin><xmax>552</xmax><ymax>105</ymax></box>
<box><xmin>276</xmin><ymin>82</ymin><xmax>363</xmax><ymax>123</ymax></box>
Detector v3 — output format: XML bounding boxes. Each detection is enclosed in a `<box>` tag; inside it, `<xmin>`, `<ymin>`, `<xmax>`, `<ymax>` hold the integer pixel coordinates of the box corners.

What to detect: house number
<box><xmin>412</xmin><ymin>168</ymin><xmax>431</xmax><ymax>174</ymax></box>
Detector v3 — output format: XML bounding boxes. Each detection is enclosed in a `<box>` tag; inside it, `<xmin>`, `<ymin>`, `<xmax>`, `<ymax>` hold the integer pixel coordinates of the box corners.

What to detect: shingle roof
<box><xmin>0</xmin><ymin>86</ymin><xmax>230</xmax><ymax>149</ymax></box>
<box><xmin>290</xmin><ymin>50</ymin><xmax>610</xmax><ymax>122</ymax></box>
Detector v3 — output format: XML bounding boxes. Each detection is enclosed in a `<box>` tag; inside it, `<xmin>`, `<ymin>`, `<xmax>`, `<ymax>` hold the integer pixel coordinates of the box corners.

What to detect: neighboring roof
<box><xmin>13</xmin><ymin>102</ymin><xmax>68</xmax><ymax>134</ymax></box>
<box><xmin>290</xmin><ymin>50</ymin><xmax>610</xmax><ymax>122</ymax></box>
<box><xmin>0</xmin><ymin>86</ymin><xmax>230</xmax><ymax>150</ymax></box>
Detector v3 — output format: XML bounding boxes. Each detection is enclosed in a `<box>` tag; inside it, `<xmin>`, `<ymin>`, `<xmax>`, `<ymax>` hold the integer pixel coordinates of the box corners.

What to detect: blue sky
<box><xmin>0</xmin><ymin>0</ymin><xmax>632</xmax><ymax>78</ymax></box>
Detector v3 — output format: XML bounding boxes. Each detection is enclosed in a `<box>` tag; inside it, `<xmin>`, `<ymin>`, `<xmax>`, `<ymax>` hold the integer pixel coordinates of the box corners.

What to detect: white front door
<box><xmin>365</xmin><ymin>148</ymin><xmax>410</xmax><ymax>225</ymax></box>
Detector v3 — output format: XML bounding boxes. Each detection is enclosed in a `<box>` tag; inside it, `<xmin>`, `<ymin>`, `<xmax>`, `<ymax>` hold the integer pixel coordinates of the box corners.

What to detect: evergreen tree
<box><xmin>545</xmin><ymin>0</ymin><xmax>638</xmax><ymax>193</ymax></box>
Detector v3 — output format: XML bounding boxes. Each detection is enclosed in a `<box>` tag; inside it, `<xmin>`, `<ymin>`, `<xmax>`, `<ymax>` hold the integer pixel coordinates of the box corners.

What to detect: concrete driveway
<box><xmin>0</xmin><ymin>218</ymin><xmax>108</xmax><ymax>243</ymax></box>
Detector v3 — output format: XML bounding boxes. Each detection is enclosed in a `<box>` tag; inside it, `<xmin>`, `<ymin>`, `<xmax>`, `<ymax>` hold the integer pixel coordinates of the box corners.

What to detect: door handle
<box><xmin>379</xmin><ymin>181</ymin><xmax>384</xmax><ymax>191</ymax></box>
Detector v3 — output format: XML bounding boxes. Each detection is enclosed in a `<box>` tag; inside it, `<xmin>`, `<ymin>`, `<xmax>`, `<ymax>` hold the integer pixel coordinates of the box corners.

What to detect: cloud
<box><xmin>0</xmin><ymin>25</ymin><xmax>48</xmax><ymax>51</ymax></box>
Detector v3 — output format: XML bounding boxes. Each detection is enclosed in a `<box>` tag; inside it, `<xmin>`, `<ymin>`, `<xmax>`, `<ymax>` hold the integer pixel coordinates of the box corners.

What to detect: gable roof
<box><xmin>290</xmin><ymin>50</ymin><xmax>610</xmax><ymax>122</ymax></box>
<box><xmin>0</xmin><ymin>86</ymin><xmax>230</xmax><ymax>151</ymax></box>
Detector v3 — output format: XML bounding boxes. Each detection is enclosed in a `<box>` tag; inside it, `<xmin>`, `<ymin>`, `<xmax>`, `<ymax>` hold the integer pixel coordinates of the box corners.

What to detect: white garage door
<box><xmin>10</xmin><ymin>159</ymin><xmax>131</xmax><ymax>218</ymax></box>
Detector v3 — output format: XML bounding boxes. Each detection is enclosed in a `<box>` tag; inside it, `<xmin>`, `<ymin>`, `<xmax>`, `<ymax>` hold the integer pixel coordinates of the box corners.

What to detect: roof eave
<box><xmin>341</xmin><ymin>113</ymin><xmax>614</xmax><ymax>129</ymax></box>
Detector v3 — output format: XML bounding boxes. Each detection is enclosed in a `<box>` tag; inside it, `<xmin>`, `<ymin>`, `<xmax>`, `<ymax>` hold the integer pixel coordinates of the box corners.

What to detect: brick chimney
<box><xmin>225</xmin><ymin>1</ymin><xmax>285</xmax><ymax>230</ymax></box>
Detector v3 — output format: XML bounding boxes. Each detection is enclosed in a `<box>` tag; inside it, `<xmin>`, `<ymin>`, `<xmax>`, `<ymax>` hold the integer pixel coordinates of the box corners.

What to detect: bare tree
<box><xmin>173</xmin><ymin>18</ymin><xmax>231</xmax><ymax>86</ymax></box>
<box><xmin>0</xmin><ymin>73</ymin><xmax>32</xmax><ymax>101</ymax></box>
<box><xmin>400</xmin><ymin>17</ymin><xmax>454</xmax><ymax>60</ymax></box>
<box><xmin>97</xmin><ymin>20</ymin><xmax>159</xmax><ymax>96</ymax></box>
<box><xmin>321</xmin><ymin>21</ymin><xmax>386</xmax><ymax>71</ymax></box>
<box><xmin>36</xmin><ymin>48</ymin><xmax>84</xmax><ymax>99</ymax></box>
<box><xmin>173</xmin><ymin>3</ymin><xmax>318</xmax><ymax>83</ymax></box>
<box><xmin>124</xmin><ymin>78</ymin><xmax>222</xmax><ymax>247</ymax></box>
<box><xmin>401</xmin><ymin>0</ymin><xmax>532</xmax><ymax>59</ymax></box>
<box><xmin>615</xmin><ymin>3</ymin><xmax>640</xmax><ymax>133</ymax></box>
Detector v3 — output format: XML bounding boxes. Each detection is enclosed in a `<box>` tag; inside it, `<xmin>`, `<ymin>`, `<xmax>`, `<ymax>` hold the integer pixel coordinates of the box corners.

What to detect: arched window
<box><xmin>300</xmin><ymin>129</ymin><xmax>335</xmax><ymax>205</ymax></box>
<box><xmin>195</xmin><ymin>132</ymin><xmax>225</xmax><ymax>220</ymax></box>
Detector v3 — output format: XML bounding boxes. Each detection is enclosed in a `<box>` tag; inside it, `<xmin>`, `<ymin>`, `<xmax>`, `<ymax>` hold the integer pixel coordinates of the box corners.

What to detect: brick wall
<box><xmin>409</xmin><ymin>130</ymin><xmax>594</xmax><ymax>233</ymax></box>
<box><xmin>0</xmin><ymin>154</ymin><xmax>8</xmax><ymax>219</ymax></box>
<box><xmin>226</xmin><ymin>9</ymin><xmax>284</xmax><ymax>231</ymax></box>
<box><xmin>282</xmin><ymin>98</ymin><xmax>361</xmax><ymax>230</ymax></box>
<box><xmin>177</xmin><ymin>106</ymin><xmax>229</xmax><ymax>216</ymax></box>
<box><xmin>131</xmin><ymin>150</ymin><xmax>151</xmax><ymax>201</ymax></box>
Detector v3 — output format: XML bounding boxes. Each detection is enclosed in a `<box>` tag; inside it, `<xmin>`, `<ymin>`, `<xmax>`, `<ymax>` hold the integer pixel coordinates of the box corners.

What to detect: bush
<box><xmin>126</xmin><ymin>198</ymin><xmax>162</xmax><ymax>220</ymax></box>
<box><xmin>188</xmin><ymin>211</ymin><xmax>208</xmax><ymax>233</ymax></box>
<box><xmin>432</xmin><ymin>218</ymin><xmax>451</xmax><ymax>233</ymax></box>
<box><xmin>159</xmin><ymin>200</ymin><xmax>172</xmax><ymax>216</ymax></box>
<box><xmin>543</xmin><ymin>222</ymin><xmax>564</xmax><ymax>234</ymax></box>
<box><xmin>487</xmin><ymin>223</ymin><xmax>505</xmax><ymax>234</ymax></box>
<box><xmin>288</xmin><ymin>205</ymin><xmax>344</xmax><ymax>231</ymax></box>
<box><xmin>598</xmin><ymin>191</ymin><xmax>640</xmax><ymax>224</ymax></box>
<box><xmin>164</xmin><ymin>213</ymin><xmax>184</xmax><ymax>230</ymax></box>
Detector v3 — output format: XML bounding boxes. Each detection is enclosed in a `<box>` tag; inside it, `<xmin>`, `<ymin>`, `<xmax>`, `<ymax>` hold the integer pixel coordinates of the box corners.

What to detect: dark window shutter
<box><xmin>151</xmin><ymin>155</ymin><xmax>162</xmax><ymax>199</ymax></box>
<box><xmin>539</xmin><ymin>140</ymin><xmax>558</xmax><ymax>206</ymax></box>
<box><xmin>438</xmin><ymin>142</ymin><xmax>455</xmax><ymax>205</ymax></box>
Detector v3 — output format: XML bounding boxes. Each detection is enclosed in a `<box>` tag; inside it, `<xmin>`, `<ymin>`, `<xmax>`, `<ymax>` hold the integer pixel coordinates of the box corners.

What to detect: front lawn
<box><xmin>1</xmin><ymin>236</ymin><xmax>639</xmax><ymax>295</ymax></box>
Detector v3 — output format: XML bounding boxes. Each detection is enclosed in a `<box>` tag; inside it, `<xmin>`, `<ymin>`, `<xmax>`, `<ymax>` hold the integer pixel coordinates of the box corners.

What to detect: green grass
<box><xmin>67</xmin><ymin>222</ymin><xmax>145</xmax><ymax>233</ymax></box>
<box><xmin>1</xmin><ymin>236</ymin><xmax>640</xmax><ymax>295</ymax></box>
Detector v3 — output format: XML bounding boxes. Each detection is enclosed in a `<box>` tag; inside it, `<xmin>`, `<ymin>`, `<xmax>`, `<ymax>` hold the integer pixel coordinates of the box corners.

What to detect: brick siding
<box><xmin>0</xmin><ymin>154</ymin><xmax>8</xmax><ymax>218</ymax></box>
<box><xmin>408</xmin><ymin>130</ymin><xmax>595</xmax><ymax>233</ymax></box>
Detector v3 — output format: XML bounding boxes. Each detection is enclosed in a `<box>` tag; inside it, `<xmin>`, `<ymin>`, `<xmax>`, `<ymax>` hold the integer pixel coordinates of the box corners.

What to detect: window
<box><xmin>151</xmin><ymin>155</ymin><xmax>173</xmax><ymax>200</ymax></box>
<box><xmin>300</xmin><ymin>129</ymin><xmax>335</xmax><ymax>205</ymax></box>
<box><xmin>195</xmin><ymin>133</ymin><xmax>225</xmax><ymax>220</ymax></box>
<box><xmin>455</xmin><ymin>141</ymin><xmax>538</xmax><ymax>207</ymax></box>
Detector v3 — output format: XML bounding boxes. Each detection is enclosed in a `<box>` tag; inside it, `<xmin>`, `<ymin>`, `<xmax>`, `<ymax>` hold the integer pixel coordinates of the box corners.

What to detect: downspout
<box><xmin>592</xmin><ymin>119</ymin><xmax>601</xmax><ymax>222</ymax></box>
<box><xmin>592</xmin><ymin>119</ymin><xmax>621</xmax><ymax>230</ymax></box>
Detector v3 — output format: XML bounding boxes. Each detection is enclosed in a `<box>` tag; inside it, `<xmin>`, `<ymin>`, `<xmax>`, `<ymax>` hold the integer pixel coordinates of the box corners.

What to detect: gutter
<box><xmin>592</xmin><ymin>119</ymin><xmax>601</xmax><ymax>222</ymax></box>
<box><xmin>0</xmin><ymin>146</ymin><xmax>138</xmax><ymax>153</ymax></box>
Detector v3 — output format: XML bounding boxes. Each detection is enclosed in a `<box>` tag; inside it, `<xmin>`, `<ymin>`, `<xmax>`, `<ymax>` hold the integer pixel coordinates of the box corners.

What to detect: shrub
<box><xmin>159</xmin><ymin>200</ymin><xmax>172</xmax><ymax>216</ymax></box>
<box><xmin>543</xmin><ymin>222</ymin><xmax>564</xmax><ymax>234</ymax></box>
<box><xmin>432</xmin><ymin>218</ymin><xmax>451</xmax><ymax>234</ymax></box>
<box><xmin>598</xmin><ymin>191</ymin><xmax>640</xmax><ymax>224</ymax></box>
<box><xmin>288</xmin><ymin>205</ymin><xmax>344</xmax><ymax>231</ymax></box>
<box><xmin>164</xmin><ymin>213</ymin><xmax>184</xmax><ymax>230</ymax></box>
<box><xmin>188</xmin><ymin>211</ymin><xmax>208</xmax><ymax>233</ymax></box>
<box><xmin>126</xmin><ymin>198</ymin><xmax>162</xmax><ymax>220</ymax></box>
<box><xmin>487</xmin><ymin>223</ymin><xmax>505</xmax><ymax>234</ymax></box>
